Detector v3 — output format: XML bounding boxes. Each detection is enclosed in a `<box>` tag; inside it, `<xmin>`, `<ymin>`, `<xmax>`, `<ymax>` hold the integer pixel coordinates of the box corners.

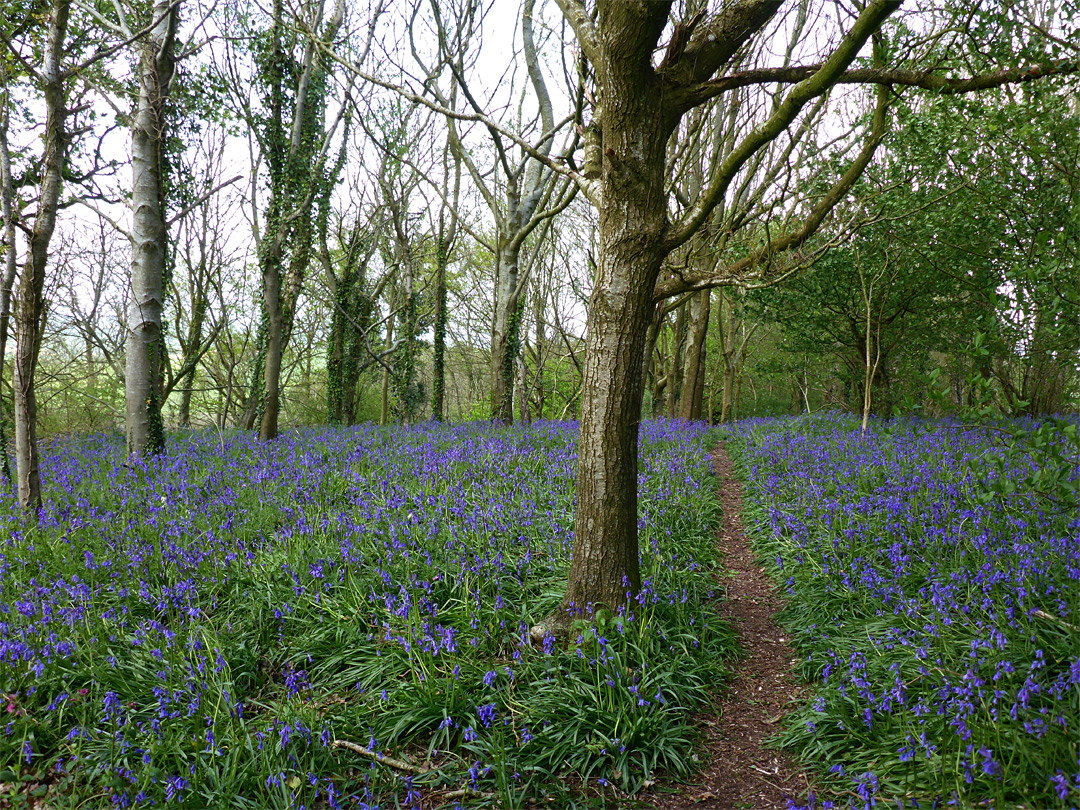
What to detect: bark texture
<box><xmin>125</xmin><ymin>0</ymin><xmax>179</xmax><ymax>456</ymax></box>
<box><xmin>679</xmin><ymin>289</ymin><xmax>711</xmax><ymax>420</ymax></box>
<box><xmin>0</xmin><ymin>89</ymin><xmax>18</xmax><ymax>481</ymax></box>
<box><xmin>13</xmin><ymin>0</ymin><xmax>70</xmax><ymax>512</ymax></box>
<box><xmin>431</xmin><ymin>236</ymin><xmax>450</xmax><ymax>421</ymax></box>
<box><xmin>541</xmin><ymin>0</ymin><xmax>901</xmax><ymax>629</ymax></box>
<box><xmin>549</xmin><ymin>1</ymin><xmax>673</xmax><ymax>626</ymax></box>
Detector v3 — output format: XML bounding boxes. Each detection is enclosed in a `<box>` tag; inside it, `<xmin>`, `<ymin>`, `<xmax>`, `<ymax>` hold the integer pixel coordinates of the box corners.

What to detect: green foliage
<box><xmin>729</xmin><ymin>414</ymin><xmax>1080</xmax><ymax>808</ymax></box>
<box><xmin>737</xmin><ymin>49</ymin><xmax>1079</xmax><ymax>421</ymax></box>
<box><xmin>0</xmin><ymin>422</ymin><xmax>735</xmax><ymax>807</ymax></box>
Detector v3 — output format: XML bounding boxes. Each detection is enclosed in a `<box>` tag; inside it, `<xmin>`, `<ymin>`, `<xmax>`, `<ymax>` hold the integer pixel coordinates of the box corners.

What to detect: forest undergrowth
<box><xmin>727</xmin><ymin>413</ymin><xmax>1080</xmax><ymax>809</ymax></box>
<box><xmin>0</xmin><ymin>420</ymin><xmax>735</xmax><ymax>809</ymax></box>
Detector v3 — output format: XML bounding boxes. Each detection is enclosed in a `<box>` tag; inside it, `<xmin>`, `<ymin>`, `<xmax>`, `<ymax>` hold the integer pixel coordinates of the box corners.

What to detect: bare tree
<box><xmin>417</xmin><ymin>0</ymin><xmax>576</xmax><ymax>422</ymax></box>
<box><xmin>529</xmin><ymin>0</ymin><xmax>1078</xmax><ymax>631</ymax></box>
<box><xmin>222</xmin><ymin>0</ymin><xmax>363</xmax><ymax>439</ymax></box>
<box><xmin>0</xmin><ymin>66</ymin><xmax>19</xmax><ymax>481</ymax></box>
<box><xmin>6</xmin><ymin>0</ymin><xmax>72</xmax><ymax>512</ymax></box>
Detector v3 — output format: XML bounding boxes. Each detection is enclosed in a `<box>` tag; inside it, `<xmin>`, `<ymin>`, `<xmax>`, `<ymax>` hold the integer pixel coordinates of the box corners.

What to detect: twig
<box><xmin>1033</xmin><ymin>609</ymin><xmax>1080</xmax><ymax>633</ymax></box>
<box><xmin>438</xmin><ymin>787</ymin><xmax>495</xmax><ymax>805</ymax></box>
<box><xmin>166</xmin><ymin>175</ymin><xmax>243</xmax><ymax>226</ymax></box>
<box><xmin>331</xmin><ymin>739</ymin><xmax>427</xmax><ymax>774</ymax></box>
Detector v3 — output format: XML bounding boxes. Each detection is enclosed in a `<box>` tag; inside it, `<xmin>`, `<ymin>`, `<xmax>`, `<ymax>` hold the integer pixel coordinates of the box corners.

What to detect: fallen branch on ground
<box><xmin>331</xmin><ymin>739</ymin><xmax>428</xmax><ymax>774</ymax></box>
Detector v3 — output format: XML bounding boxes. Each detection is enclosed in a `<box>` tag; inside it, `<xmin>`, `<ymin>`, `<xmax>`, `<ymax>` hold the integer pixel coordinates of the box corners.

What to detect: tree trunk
<box><xmin>250</xmin><ymin>0</ymin><xmax>343</xmax><ymax>439</ymax></box>
<box><xmin>516</xmin><ymin>355</ymin><xmax>531</xmax><ymax>424</ymax></box>
<box><xmin>238</xmin><ymin>325</ymin><xmax>266</xmax><ymax>429</ymax></box>
<box><xmin>14</xmin><ymin>0</ymin><xmax>70</xmax><ymax>512</ymax></box>
<box><xmin>640</xmin><ymin>302</ymin><xmax>663</xmax><ymax>397</ymax></box>
<box><xmin>260</xmin><ymin>250</ymin><xmax>284</xmax><ymax>440</ymax></box>
<box><xmin>678</xmin><ymin>289</ymin><xmax>710</xmax><ymax>420</ymax></box>
<box><xmin>561</xmin><ymin>232</ymin><xmax>667</xmax><ymax>619</ymax></box>
<box><xmin>721</xmin><ymin>359</ymin><xmax>736</xmax><ymax>423</ymax></box>
<box><xmin>539</xmin><ymin>0</ymin><xmax>900</xmax><ymax>632</ymax></box>
<box><xmin>667</xmin><ymin>302</ymin><xmax>687</xmax><ymax>418</ymax></box>
<box><xmin>178</xmin><ymin>367</ymin><xmax>195</xmax><ymax>427</ymax></box>
<box><xmin>395</xmin><ymin>243</ymin><xmax>419</xmax><ymax>424</ymax></box>
<box><xmin>431</xmin><ymin>235</ymin><xmax>449</xmax><ymax>421</ymax></box>
<box><xmin>379</xmin><ymin>308</ymin><xmax>395</xmax><ymax>426</ymax></box>
<box><xmin>531</xmin><ymin>273</ymin><xmax>547</xmax><ymax>419</ymax></box>
<box><xmin>126</xmin><ymin>0</ymin><xmax>178</xmax><ymax>456</ymax></box>
<box><xmin>490</xmin><ymin>240</ymin><xmax>522</xmax><ymax>423</ymax></box>
<box><xmin>0</xmin><ymin>93</ymin><xmax>19</xmax><ymax>482</ymax></box>
<box><xmin>541</xmin><ymin>28</ymin><xmax>671</xmax><ymax>628</ymax></box>
<box><xmin>342</xmin><ymin>282</ymin><xmax>371</xmax><ymax>423</ymax></box>
<box><xmin>732</xmin><ymin>365</ymin><xmax>745</xmax><ymax>421</ymax></box>
<box><xmin>326</xmin><ymin>262</ymin><xmax>349</xmax><ymax>424</ymax></box>
<box><xmin>431</xmin><ymin>140</ymin><xmax>460</xmax><ymax>422</ymax></box>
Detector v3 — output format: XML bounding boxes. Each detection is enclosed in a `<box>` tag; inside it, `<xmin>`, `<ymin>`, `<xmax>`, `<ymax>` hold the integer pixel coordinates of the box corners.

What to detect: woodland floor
<box><xmin>643</xmin><ymin>444</ymin><xmax>812</xmax><ymax>810</ymax></box>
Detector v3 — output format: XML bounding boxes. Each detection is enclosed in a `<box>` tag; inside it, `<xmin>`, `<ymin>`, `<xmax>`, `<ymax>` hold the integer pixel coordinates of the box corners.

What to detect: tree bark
<box><xmin>259</xmin><ymin>244</ymin><xmax>284</xmax><ymax>440</ymax></box>
<box><xmin>126</xmin><ymin>0</ymin><xmax>178</xmax><ymax>456</ymax></box>
<box><xmin>678</xmin><ymin>289</ymin><xmax>711</xmax><ymax>420</ymax></box>
<box><xmin>441</xmin><ymin>0</ymin><xmax>559</xmax><ymax>425</ymax></box>
<box><xmin>379</xmin><ymin>307</ymin><xmax>395</xmax><ymax>426</ymax></box>
<box><xmin>668</xmin><ymin>302</ymin><xmax>687</xmax><ymax>418</ymax></box>
<box><xmin>542</xmin><ymin>3</ymin><xmax>672</xmax><ymax>627</ymax></box>
<box><xmin>530</xmin><ymin>271</ymin><xmax>548</xmax><ymax>418</ymax></box>
<box><xmin>491</xmin><ymin>239</ymin><xmax>523</xmax><ymax>423</ymax></box>
<box><xmin>13</xmin><ymin>0</ymin><xmax>70</xmax><ymax>512</ymax></box>
<box><xmin>431</xmin><ymin>133</ymin><xmax>461</xmax><ymax>423</ymax></box>
<box><xmin>640</xmin><ymin>302</ymin><xmax>663</xmax><ymax>396</ymax></box>
<box><xmin>431</xmin><ymin>236</ymin><xmax>449</xmax><ymax>421</ymax></box>
<box><xmin>0</xmin><ymin>88</ymin><xmax>18</xmax><ymax>482</ymax></box>
<box><xmin>538</xmin><ymin>0</ymin><xmax>899</xmax><ymax>632</ymax></box>
<box><xmin>326</xmin><ymin>260</ymin><xmax>348</xmax><ymax>424</ymax></box>
<box><xmin>251</xmin><ymin>0</ymin><xmax>345</xmax><ymax>440</ymax></box>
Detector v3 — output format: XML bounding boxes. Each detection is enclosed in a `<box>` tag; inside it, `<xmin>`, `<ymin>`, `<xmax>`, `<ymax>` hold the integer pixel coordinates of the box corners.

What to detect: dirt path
<box><xmin>647</xmin><ymin>443</ymin><xmax>811</xmax><ymax>810</ymax></box>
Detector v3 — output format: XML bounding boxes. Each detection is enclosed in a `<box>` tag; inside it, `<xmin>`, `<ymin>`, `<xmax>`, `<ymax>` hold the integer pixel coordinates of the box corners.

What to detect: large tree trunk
<box><xmin>545</xmin><ymin>22</ymin><xmax>671</xmax><ymax>626</ymax></box>
<box><xmin>14</xmin><ymin>0</ymin><xmax>70</xmax><ymax>512</ymax></box>
<box><xmin>561</xmin><ymin>237</ymin><xmax>666</xmax><ymax>617</ymax></box>
<box><xmin>126</xmin><ymin>0</ymin><xmax>178</xmax><ymax>456</ymax></box>
<box><xmin>538</xmin><ymin>0</ymin><xmax>901</xmax><ymax>632</ymax></box>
